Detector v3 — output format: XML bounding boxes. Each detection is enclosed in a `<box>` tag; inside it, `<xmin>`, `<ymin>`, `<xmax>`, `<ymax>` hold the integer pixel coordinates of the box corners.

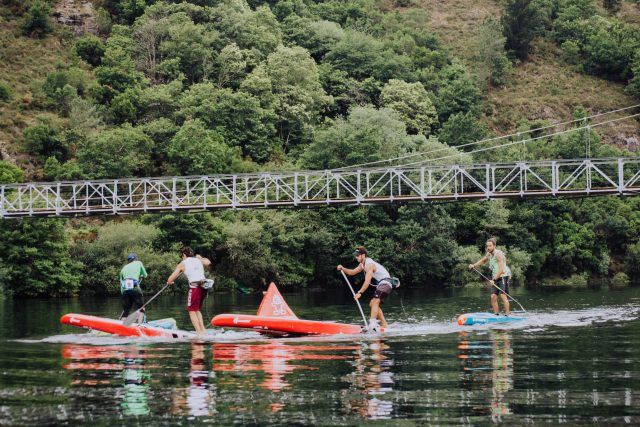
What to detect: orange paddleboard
<box><xmin>211</xmin><ymin>282</ymin><xmax>365</xmax><ymax>336</ymax></box>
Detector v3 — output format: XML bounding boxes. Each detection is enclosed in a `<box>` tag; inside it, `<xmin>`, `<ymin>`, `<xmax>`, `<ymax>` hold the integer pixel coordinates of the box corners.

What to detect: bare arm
<box><xmin>337</xmin><ymin>264</ymin><xmax>363</xmax><ymax>276</ymax></box>
<box><xmin>469</xmin><ymin>254</ymin><xmax>489</xmax><ymax>269</ymax></box>
<box><xmin>166</xmin><ymin>263</ymin><xmax>184</xmax><ymax>285</ymax></box>
<box><xmin>196</xmin><ymin>255</ymin><xmax>211</xmax><ymax>268</ymax></box>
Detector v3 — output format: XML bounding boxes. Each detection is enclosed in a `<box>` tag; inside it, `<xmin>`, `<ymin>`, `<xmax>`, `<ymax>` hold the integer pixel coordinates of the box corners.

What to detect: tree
<box><xmin>166</xmin><ymin>119</ymin><xmax>239</xmax><ymax>175</ymax></box>
<box><xmin>628</xmin><ymin>52</ymin><xmax>640</xmax><ymax>98</ymax></box>
<box><xmin>75</xmin><ymin>36</ymin><xmax>106</xmax><ymax>67</ymax></box>
<box><xmin>428</xmin><ymin>60</ymin><xmax>482</xmax><ymax>122</ymax></box>
<box><xmin>21</xmin><ymin>1</ymin><xmax>53</xmax><ymax>38</ymax></box>
<box><xmin>502</xmin><ymin>0</ymin><xmax>546</xmax><ymax>60</ymax></box>
<box><xmin>23</xmin><ymin>123</ymin><xmax>68</xmax><ymax>162</ymax></box>
<box><xmin>301</xmin><ymin>106</ymin><xmax>424</xmax><ymax>169</ymax></box>
<box><xmin>0</xmin><ymin>161</ymin><xmax>23</xmax><ymax>183</ymax></box>
<box><xmin>473</xmin><ymin>17</ymin><xmax>512</xmax><ymax>87</ymax></box>
<box><xmin>438</xmin><ymin>112</ymin><xmax>489</xmax><ymax>147</ymax></box>
<box><xmin>380</xmin><ymin>79</ymin><xmax>438</xmax><ymax>136</ymax></box>
<box><xmin>78</xmin><ymin>124</ymin><xmax>154</xmax><ymax>178</ymax></box>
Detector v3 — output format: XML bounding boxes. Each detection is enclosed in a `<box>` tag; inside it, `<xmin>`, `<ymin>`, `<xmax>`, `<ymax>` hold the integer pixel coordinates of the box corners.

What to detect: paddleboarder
<box><xmin>166</xmin><ymin>246</ymin><xmax>211</xmax><ymax>336</ymax></box>
<box><xmin>120</xmin><ymin>253</ymin><xmax>148</xmax><ymax>324</ymax></box>
<box><xmin>468</xmin><ymin>238</ymin><xmax>511</xmax><ymax>316</ymax></box>
<box><xmin>337</xmin><ymin>247</ymin><xmax>397</xmax><ymax>332</ymax></box>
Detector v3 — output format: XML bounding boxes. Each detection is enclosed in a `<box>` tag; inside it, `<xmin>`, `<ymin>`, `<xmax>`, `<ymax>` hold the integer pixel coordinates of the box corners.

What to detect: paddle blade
<box><xmin>122</xmin><ymin>310</ymin><xmax>140</xmax><ymax>327</ymax></box>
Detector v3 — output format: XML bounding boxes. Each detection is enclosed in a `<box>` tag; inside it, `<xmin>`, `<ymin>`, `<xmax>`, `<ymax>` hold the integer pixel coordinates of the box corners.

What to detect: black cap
<box><xmin>352</xmin><ymin>246</ymin><xmax>367</xmax><ymax>255</ymax></box>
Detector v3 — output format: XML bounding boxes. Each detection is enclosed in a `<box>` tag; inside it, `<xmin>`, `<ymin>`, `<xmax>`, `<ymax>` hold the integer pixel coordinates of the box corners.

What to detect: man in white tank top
<box><xmin>166</xmin><ymin>246</ymin><xmax>212</xmax><ymax>336</ymax></box>
<box><xmin>337</xmin><ymin>246</ymin><xmax>394</xmax><ymax>332</ymax></box>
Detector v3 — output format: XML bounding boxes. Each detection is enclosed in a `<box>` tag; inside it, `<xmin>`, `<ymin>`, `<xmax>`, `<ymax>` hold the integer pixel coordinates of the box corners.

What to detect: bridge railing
<box><xmin>1</xmin><ymin>157</ymin><xmax>639</xmax><ymax>218</ymax></box>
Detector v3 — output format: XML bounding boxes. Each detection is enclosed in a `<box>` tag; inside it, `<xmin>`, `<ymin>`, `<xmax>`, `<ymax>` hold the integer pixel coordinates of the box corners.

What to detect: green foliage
<box><xmin>20</xmin><ymin>0</ymin><xmax>53</xmax><ymax>38</ymax></box>
<box><xmin>0</xmin><ymin>161</ymin><xmax>23</xmax><ymax>184</ymax></box>
<box><xmin>42</xmin><ymin>67</ymin><xmax>97</xmax><ymax>115</ymax></box>
<box><xmin>283</xmin><ymin>16</ymin><xmax>345</xmax><ymax>60</ymax></box>
<box><xmin>610</xmin><ymin>272</ymin><xmax>630</xmax><ymax>289</ymax></box>
<box><xmin>427</xmin><ymin>60</ymin><xmax>482</xmax><ymax>122</ymax></box>
<box><xmin>0</xmin><ymin>81</ymin><xmax>11</xmax><ymax>102</ymax></box>
<box><xmin>167</xmin><ymin>119</ymin><xmax>239</xmax><ymax>175</ymax></box>
<box><xmin>78</xmin><ymin>124</ymin><xmax>154</xmax><ymax>178</ymax></box>
<box><xmin>603</xmin><ymin>0</ymin><xmax>621</xmax><ymax>12</ymax></box>
<box><xmin>474</xmin><ymin>17</ymin><xmax>512</xmax><ymax>88</ymax></box>
<box><xmin>628</xmin><ymin>53</ymin><xmax>640</xmax><ymax>98</ymax></box>
<box><xmin>43</xmin><ymin>157</ymin><xmax>84</xmax><ymax>181</ymax></box>
<box><xmin>539</xmin><ymin>273</ymin><xmax>589</xmax><ymax>288</ymax></box>
<box><xmin>625</xmin><ymin>241</ymin><xmax>640</xmax><ymax>280</ymax></box>
<box><xmin>301</xmin><ymin>106</ymin><xmax>424</xmax><ymax>169</ymax></box>
<box><xmin>72</xmin><ymin>221</ymin><xmax>176</xmax><ymax>295</ymax></box>
<box><xmin>75</xmin><ymin>36</ymin><xmax>106</xmax><ymax>67</ymax></box>
<box><xmin>0</xmin><ymin>219</ymin><xmax>81</xmax><ymax>297</ymax></box>
<box><xmin>502</xmin><ymin>0</ymin><xmax>547</xmax><ymax>60</ymax></box>
<box><xmin>438</xmin><ymin>112</ymin><xmax>489</xmax><ymax>147</ymax></box>
<box><xmin>379</xmin><ymin>79</ymin><xmax>438</xmax><ymax>136</ymax></box>
<box><xmin>23</xmin><ymin>122</ymin><xmax>69</xmax><ymax>161</ymax></box>
<box><xmin>177</xmin><ymin>84</ymin><xmax>277</xmax><ymax>162</ymax></box>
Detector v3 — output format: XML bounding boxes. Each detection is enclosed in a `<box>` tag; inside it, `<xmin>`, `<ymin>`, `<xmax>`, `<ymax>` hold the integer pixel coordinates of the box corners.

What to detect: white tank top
<box><xmin>361</xmin><ymin>258</ymin><xmax>391</xmax><ymax>286</ymax></box>
<box><xmin>182</xmin><ymin>257</ymin><xmax>205</xmax><ymax>286</ymax></box>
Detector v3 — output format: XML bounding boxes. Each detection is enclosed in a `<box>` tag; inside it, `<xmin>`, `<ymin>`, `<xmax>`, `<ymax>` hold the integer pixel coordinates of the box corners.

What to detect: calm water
<box><xmin>1</xmin><ymin>285</ymin><xmax>640</xmax><ymax>425</ymax></box>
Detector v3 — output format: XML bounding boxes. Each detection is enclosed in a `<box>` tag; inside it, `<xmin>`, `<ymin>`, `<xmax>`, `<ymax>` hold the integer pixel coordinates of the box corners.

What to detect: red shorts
<box><xmin>187</xmin><ymin>287</ymin><xmax>207</xmax><ymax>312</ymax></box>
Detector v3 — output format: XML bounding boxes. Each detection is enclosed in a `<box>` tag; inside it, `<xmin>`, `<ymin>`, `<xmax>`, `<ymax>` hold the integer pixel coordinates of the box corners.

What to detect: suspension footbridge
<box><xmin>1</xmin><ymin>157</ymin><xmax>639</xmax><ymax>218</ymax></box>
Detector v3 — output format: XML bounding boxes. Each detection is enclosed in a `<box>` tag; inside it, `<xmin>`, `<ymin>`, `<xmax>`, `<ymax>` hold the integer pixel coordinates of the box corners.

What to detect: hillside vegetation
<box><xmin>0</xmin><ymin>0</ymin><xmax>639</xmax><ymax>297</ymax></box>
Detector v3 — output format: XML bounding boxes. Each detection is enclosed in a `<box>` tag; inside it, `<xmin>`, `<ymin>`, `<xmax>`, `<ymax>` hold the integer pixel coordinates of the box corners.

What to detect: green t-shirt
<box><xmin>120</xmin><ymin>260</ymin><xmax>148</xmax><ymax>282</ymax></box>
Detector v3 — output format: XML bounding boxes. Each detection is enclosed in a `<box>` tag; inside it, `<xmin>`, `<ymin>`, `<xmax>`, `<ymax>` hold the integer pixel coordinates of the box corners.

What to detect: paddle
<box><xmin>471</xmin><ymin>267</ymin><xmax>527</xmax><ymax>313</ymax></box>
<box><xmin>122</xmin><ymin>284</ymin><xmax>170</xmax><ymax>326</ymax></box>
<box><xmin>340</xmin><ymin>270</ymin><xmax>369</xmax><ymax>330</ymax></box>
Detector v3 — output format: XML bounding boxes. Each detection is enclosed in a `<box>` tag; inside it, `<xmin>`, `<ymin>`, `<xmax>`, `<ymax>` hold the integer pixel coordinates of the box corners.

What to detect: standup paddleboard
<box><xmin>60</xmin><ymin>313</ymin><xmax>196</xmax><ymax>339</ymax></box>
<box><xmin>457</xmin><ymin>312</ymin><xmax>525</xmax><ymax>326</ymax></box>
<box><xmin>212</xmin><ymin>282</ymin><xmax>369</xmax><ymax>336</ymax></box>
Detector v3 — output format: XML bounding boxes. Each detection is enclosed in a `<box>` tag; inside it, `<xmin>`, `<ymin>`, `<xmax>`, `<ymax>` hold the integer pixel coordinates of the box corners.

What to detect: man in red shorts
<box><xmin>166</xmin><ymin>246</ymin><xmax>212</xmax><ymax>336</ymax></box>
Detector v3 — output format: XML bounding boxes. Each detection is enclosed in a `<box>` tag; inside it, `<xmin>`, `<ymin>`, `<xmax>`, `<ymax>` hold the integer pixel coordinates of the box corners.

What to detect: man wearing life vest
<box><xmin>166</xmin><ymin>246</ymin><xmax>212</xmax><ymax>336</ymax></box>
<box><xmin>469</xmin><ymin>238</ymin><xmax>512</xmax><ymax>316</ymax></box>
<box><xmin>337</xmin><ymin>246</ymin><xmax>397</xmax><ymax>332</ymax></box>
<box><xmin>119</xmin><ymin>253</ymin><xmax>148</xmax><ymax>324</ymax></box>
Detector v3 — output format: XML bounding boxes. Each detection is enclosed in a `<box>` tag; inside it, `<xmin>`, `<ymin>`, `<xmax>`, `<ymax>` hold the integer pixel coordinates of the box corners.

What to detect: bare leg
<box><xmin>377</xmin><ymin>308</ymin><xmax>388</xmax><ymax>328</ymax></box>
<box><xmin>370</xmin><ymin>298</ymin><xmax>381</xmax><ymax>322</ymax></box>
<box><xmin>196</xmin><ymin>311</ymin><xmax>206</xmax><ymax>332</ymax></box>
<box><xmin>500</xmin><ymin>293</ymin><xmax>510</xmax><ymax>315</ymax></box>
<box><xmin>136</xmin><ymin>310</ymin><xmax>145</xmax><ymax>324</ymax></box>
<box><xmin>490</xmin><ymin>294</ymin><xmax>499</xmax><ymax>314</ymax></box>
<box><xmin>189</xmin><ymin>311</ymin><xmax>205</xmax><ymax>336</ymax></box>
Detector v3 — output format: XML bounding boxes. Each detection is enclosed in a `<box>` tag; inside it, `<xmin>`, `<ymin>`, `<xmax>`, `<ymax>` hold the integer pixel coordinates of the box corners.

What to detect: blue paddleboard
<box><xmin>457</xmin><ymin>312</ymin><xmax>525</xmax><ymax>326</ymax></box>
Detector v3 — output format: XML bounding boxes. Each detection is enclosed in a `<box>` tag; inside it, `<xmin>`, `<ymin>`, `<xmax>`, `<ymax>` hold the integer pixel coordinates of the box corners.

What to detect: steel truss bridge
<box><xmin>1</xmin><ymin>157</ymin><xmax>640</xmax><ymax>219</ymax></box>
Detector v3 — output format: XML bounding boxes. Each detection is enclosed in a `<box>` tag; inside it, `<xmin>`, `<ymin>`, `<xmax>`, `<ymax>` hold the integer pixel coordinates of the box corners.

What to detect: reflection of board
<box><xmin>60</xmin><ymin>314</ymin><xmax>196</xmax><ymax>339</ymax></box>
<box><xmin>457</xmin><ymin>312</ymin><xmax>525</xmax><ymax>326</ymax></box>
<box><xmin>212</xmin><ymin>282</ymin><xmax>365</xmax><ymax>336</ymax></box>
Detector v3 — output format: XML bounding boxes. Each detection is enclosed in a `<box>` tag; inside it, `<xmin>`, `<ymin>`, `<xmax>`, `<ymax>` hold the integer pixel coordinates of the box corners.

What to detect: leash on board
<box><xmin>472</xmin><ymin>267</ymin><xmax>528</xmax><ymax>314</ymax></box>
<box><xmin>340</xmin><ymin>270</ymin><xmax>370</xmax><ymax>330</ymax></box>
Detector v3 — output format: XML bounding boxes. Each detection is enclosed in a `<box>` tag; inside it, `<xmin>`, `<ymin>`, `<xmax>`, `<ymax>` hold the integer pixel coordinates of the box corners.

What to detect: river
<box><xmin>1</xmin><ymin>284</ymin><xmax>639</xmax><ymax>425</ymax></box>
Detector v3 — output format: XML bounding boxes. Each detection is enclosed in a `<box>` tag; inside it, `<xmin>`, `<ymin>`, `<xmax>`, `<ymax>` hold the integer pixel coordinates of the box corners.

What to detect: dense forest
<box><xmin>0</xmin><ymin>0</ymin><xmax>639</xmax><ymax>297</ymax></box>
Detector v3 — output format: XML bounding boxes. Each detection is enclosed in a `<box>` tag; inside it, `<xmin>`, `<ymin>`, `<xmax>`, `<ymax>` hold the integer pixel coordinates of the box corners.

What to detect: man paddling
<box><xmin>337</xmin><ymin>247</ymin><xmax>395</xmax><ymax>332</ymax></box>
<box><xmin>120</xmin><ymin>253</ymin><xmax>148</xmax><ymax>324</ymax></box>
<box><xmin>469</xmin><ymin>238</ymin><xmax>512</xmax><ymax>316</ymax></box>
<box><xmin>166</xmin><ymin>246</ymin><xmax>211</xmax><ymax>336</ymax></box>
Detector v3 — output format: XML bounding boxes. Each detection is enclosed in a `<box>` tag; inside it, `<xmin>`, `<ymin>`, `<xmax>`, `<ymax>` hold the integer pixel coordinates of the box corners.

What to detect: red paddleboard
<box><xmin>211</xmin><ymin>282</ymin><xmax>365</xmax><ymax>335</ymax></box>
<box><xmin>60</xmin><ymin>313</ymin><xmax>196</xmax><ymax>339</ymax></box>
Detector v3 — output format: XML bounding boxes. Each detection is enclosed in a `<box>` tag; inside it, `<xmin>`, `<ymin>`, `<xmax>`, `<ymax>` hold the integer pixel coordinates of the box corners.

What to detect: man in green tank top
<box><xmin>469</xmin><ymin>238</ymin><xmax>511</xmax><ymax>316</ymax></box>
<box><xmin>120</xmin><ymin>253</ymin><xmax>148</xmax><ymax>324</ymax></box>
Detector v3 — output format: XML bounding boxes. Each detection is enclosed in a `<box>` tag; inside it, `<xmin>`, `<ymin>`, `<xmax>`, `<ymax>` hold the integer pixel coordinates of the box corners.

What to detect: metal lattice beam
<box><xmin>1</xmin><ymin>157</ymin><xmax>640</xmax><ymax>219</ymax></box>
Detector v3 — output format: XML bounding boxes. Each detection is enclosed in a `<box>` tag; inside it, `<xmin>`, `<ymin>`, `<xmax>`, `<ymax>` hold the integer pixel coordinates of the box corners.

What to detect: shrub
<box><xmin>0</xmin><ymin>82</ymin><xmax>11</xmax><ymax>102</ymax></box>
<box><xmin>23</xmin><ymin>123</ymin><xmax>69</xmax><ymax>161</ymax></box>
<box><xmin>75</xmin><ymin>36</ymin><xmax>106</xmax><ymax>67</ymax></box>
<box><xmin>610</xmin><ymin>272</ymin><xmax>630</xmax><ymax>289</ymax></box>
<box><xmin>20</xmin><ymin>1</ymin><xmax>53</xmax><ymax>38</ymax></box>
<box><xmin>539</xmin><ymin>273</ymin><xmax>589</xmax><ymax>289</ymax></box>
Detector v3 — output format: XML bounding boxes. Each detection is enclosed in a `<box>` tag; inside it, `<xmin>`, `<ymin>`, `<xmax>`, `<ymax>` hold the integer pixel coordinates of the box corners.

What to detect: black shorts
<box><xmin>491</xmin><ymin>276</ymin><xmax>510</xmax><ymax>295</ymax></box>
<box><xmin>373</xmin><ymin>283</ymin><xmax>392</xmax><ymax>303</ymax></box>
<box><xmin>122</xmin><ymin>287</ymin><xmax>144</xmax><ymax>317</ymax></box>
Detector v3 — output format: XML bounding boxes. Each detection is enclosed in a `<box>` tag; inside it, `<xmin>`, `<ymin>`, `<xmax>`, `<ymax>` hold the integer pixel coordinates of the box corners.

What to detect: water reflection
<box><xmin>62</xmin><ymin>345</ymin><xmax>151</xmax><ymax>416</ymax></box>
<box><xmin>171</xmin><ymin>343</ymin><xmax>213</xmax><ymax>418</ymax></box>
<box><xmin>342</xmin><ymin>340</ymin><xmax>395</xmax><ymax>420</ymax></box>
<box><xmin>458</xmin><ymin>330</ymin><xmax>513</xmax><ymax>422</ymax></box>
<box><xmin>212</xmin><ymin>342</ymin><xmax>355</xmax><ymax>396</ymax></box>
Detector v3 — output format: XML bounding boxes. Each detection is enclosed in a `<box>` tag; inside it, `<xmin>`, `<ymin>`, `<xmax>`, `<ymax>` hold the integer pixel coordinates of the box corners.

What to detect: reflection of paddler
<box><xmin>121</xmin><ymin>349</ymin><xmax>150</xmax><ymax>416</ymax></box>
<box><xmin>342</xmin><ymin>339</ymin><xmax>394</xmax><ymax>420</ymax></box>
<box><xmin>490</xmin><ymin>331</ymin><xmax>513</xmax><ymax>420</ymax></box>
<box><xmin>187</xmin><ymin>342</ymin><xmax>212</xmax><ymax>417</ymax></box>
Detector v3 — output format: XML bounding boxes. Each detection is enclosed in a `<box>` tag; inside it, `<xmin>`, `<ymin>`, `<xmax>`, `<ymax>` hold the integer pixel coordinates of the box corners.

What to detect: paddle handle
<box><xmin>340</xmin><ymin>270</ymin><xmax>369</xmax><ymax>329</ymax></box>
